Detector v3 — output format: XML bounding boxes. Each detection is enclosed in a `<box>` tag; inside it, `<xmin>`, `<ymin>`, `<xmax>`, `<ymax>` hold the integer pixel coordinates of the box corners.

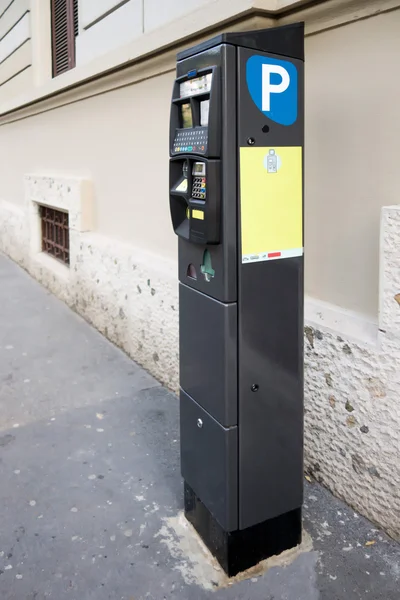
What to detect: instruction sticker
<box><xmin>240</xmin><ymin>146</ymin><xmax>302</xmax><ymax>263</ymax></box>
<box><xmin>175</xmin><ymin>179</ymin><xmax>188</xmax><ymax>193</ymax></box>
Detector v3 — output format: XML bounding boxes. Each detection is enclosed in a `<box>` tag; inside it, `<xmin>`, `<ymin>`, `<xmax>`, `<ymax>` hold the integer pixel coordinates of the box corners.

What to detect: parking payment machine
<box><xmin>169</xmin><ymin>23</ymin><xmax>304</xmax><ymax>576</ymax></box>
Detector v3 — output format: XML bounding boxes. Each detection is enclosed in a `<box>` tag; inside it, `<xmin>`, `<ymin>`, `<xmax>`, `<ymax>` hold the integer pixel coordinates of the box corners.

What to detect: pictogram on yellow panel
<box><xmin>240</xmin><ymin>146</ymin><xmax>302</xmax><ymax>261</ymax></box>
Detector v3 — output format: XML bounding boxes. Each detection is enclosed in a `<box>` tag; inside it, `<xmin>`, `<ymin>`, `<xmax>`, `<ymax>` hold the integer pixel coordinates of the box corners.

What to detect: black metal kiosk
<box><xmin>169</xmin><ymin>23</ymin><xmax>304</xmax><ymax>576</ymax></box>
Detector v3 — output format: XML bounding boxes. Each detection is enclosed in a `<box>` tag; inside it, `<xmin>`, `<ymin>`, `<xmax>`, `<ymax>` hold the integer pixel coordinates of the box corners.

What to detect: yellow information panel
<box><xmin>240</xmin><ymin>146</ymin><xmax>302</xmax><ymax>263</ymax></box>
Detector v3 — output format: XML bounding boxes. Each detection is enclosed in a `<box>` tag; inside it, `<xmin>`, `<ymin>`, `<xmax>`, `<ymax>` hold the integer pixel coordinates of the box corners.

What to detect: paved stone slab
<box><xmin>0</xmin><ymin>254</ymin><xmax>398</xmax><ymax>599</ymax></box>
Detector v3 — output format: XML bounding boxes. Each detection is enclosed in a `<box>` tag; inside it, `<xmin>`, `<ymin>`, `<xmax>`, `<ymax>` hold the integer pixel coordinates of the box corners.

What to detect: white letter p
<box><xmin>262</xmin><ymin>64</ymin><xmax>290</xmax><ymax>112</ymax></box>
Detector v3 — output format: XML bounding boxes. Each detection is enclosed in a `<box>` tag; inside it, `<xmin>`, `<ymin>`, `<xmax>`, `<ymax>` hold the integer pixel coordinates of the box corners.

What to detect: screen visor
<box><xmin>180</xmin><ymin>73</ymin><xmax>212</xmax><ymax>98</ymax></box>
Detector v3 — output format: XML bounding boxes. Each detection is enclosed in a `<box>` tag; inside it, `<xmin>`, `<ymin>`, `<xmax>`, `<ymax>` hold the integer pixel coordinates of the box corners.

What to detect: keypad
<box><xmin>191</xmin><ymin>176</ymin><xmax>206</xmax><ymax>200</ymax></box>
<box><xmin>173</xmin><ymin>127</ymin><xmax>208</xmax><ymax>154</ymax></box>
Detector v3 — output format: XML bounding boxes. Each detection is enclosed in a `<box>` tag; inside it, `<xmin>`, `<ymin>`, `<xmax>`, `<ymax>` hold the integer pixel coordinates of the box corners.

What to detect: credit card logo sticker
<box><xmin>246</xmin><ymin>55</ymin><xmax>297</xmax><ymax>126</ymax></box>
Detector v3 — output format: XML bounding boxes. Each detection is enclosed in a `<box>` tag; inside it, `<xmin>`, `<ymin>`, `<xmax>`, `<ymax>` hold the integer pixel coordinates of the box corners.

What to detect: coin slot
<box><xmin>187</xmin><ymin>263</ymin><xmax>197</xmax><ymax>280</ymax></box>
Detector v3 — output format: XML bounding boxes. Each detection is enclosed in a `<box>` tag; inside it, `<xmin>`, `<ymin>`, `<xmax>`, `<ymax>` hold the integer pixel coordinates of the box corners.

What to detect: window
<box><xmin>40</xmin><ymin>206</ymin><xmax>70</xmax><ymax>266</ymax></box>
<box><xmin>51</xmin><ymin>0</ymin><xmax>79</xmax><ymax>77</ymax></box>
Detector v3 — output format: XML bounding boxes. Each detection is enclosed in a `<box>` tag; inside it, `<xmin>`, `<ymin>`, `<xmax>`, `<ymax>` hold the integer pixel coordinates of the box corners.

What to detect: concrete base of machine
<box><xmin>184</xmin><ymin>482</ymin><xmax>302</xmax><ymax>577</ymax></box>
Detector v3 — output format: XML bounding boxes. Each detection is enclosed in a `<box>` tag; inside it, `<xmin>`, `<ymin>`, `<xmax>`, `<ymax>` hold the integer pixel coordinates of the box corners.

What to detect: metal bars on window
<box><xmin>40</xmin><ymin>206</ymin><xmax>70</xmax><ymax>266</ymax></box>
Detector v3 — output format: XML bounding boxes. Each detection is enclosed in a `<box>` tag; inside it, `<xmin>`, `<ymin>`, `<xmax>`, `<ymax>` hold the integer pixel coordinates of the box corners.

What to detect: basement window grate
<box><xmin>40</xmin><ymin>206</ymin><xmax>70</xmax><ymax>266</ymax></box>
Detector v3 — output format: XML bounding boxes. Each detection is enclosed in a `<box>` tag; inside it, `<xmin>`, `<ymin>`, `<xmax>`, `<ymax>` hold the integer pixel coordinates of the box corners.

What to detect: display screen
<box><xmin>181</xmin><ymin>103</ymin><xmax>193</xmax><ymax>129</ymax></box>
<box><xmin>200</xmin><ymin>100</ymin><xmax>210</xmax><ymax>127</ymax></box>
<box><xmin>180</xmin><ymin>73</ymin><xmax>212</xmax><ymax>98</ymax></box>
<box><xmin>193</xmin><ymin>162</ymin><xmax>205</xmax><ymax>175</ymax></box>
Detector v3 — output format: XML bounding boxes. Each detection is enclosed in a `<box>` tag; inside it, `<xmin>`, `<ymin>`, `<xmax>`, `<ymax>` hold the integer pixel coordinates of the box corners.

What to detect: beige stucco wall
<box><xmin>2</xmin><ymin>8</ymin><xmax>400</xmax><ymax>316</ymax></box>
<box><xmin>305</xmin><ymin>10</ymin><xmax>400</xmax><ymax>317</ymax></box>
<box><xmin>0</xmin><ymin>70</ymin><xmax>177</xmax><ymax>259</ymax></box>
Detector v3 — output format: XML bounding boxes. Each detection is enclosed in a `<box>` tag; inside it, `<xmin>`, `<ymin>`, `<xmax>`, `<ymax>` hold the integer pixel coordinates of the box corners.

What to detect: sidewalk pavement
<box><xmin>0</xmin><ymin>253</ymin><xmax>399</xmax><ymax>600</ymax></box>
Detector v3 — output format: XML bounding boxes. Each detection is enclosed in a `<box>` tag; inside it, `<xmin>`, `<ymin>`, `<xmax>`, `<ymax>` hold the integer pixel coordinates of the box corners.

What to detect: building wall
<box><xmin>2</xmin><ymin>6</ymin><xmax>399</xmax><ymax>316</ymax></box>
<box><xmin>0</xmin><ymin>0</ymin><xmax>32</xmax><ymax>98</ymax></box>
<box><xmin>143</xmin><ymin>0</ymin><xmax>212</xmax><ymax>32</ymax></box>
<box><xmin>0</xmin><ymin>70</ymin><xmax>175</xmax><ymax>257</ymax></box>
<box><xmin>77</xmin><ymin>0</ymin><xmax>143</xmax><ymax>66</ymax></box>
<box><xmin>77</xmin><ymin>0</ymin><xmax>216</xmax><ymax>66</ymax></box>
<box><xmin>305</xmin><ymin>12</ymin><xmax>400</xmax><ymax>317</ymax></box>
<box><xmin>0</xmin><ymin>0</ymin><xmax>273</xmax><ymax>109</ymax></box>
<box><xmin>0</xmin><ymin>0</ymin><xmax>399</xmax><ymax>539</ymax></box>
